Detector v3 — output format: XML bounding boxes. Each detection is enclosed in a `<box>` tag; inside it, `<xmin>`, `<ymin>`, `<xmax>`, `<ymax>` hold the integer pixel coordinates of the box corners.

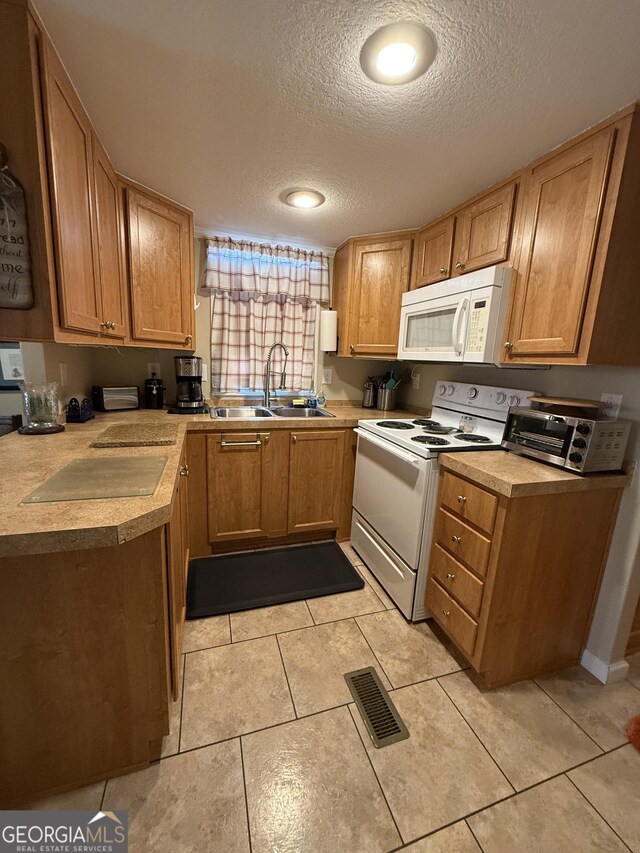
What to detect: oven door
<box><xmin>397</xmin><ymin>293</ymin><xmax>469</xmax><ymax>362</ymax></box>
<box><xmin>352</xmin><ymin>429</ymin><xmax>428</xmax><ymax>567</ymax></box>
<box><xmin>502</xmin><ymin>410</ymin><xmax>574</xmax><ymax>466</ymax></box>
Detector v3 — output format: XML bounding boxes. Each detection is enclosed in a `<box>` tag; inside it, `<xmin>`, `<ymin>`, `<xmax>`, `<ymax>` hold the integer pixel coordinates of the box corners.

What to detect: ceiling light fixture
<box><xmin>360</xmin><ymin>22</ymin><xmax>437</xmax><ymax>86</ymax></box>
<box><xmin>285</xmin><ymin>190</ymin><xmax>325</xmax><ymax>209</ymax></box>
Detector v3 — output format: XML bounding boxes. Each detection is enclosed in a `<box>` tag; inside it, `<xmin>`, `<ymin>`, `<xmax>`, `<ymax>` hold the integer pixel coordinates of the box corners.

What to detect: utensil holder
<box><xmin>377</xmin><ymin>387</ymin><xmax>398</xmax><ymax>411</ymax></box>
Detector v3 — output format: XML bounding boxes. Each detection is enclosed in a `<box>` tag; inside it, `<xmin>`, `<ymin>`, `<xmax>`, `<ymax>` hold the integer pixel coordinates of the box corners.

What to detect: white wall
<box><xmin>401</xmin><ymin>362</ymin><xmax>640</xmax><ymax>676</ymax></box>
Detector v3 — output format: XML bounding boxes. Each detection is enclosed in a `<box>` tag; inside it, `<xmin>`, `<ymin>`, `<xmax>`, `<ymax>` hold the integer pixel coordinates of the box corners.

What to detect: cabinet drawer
<box><xmin>430</xmin><ymin>545</ymin><xmax>484</xmax><ymax>618</ymax></box>
<box><xmin>434</xmin><ymin>508</ymin><xmax>491</xmax><ymax>577</ymax></box>
<box><xmin>440</xmin><ymin>471</ymin><xmax>497</xmax><ymax>534</ymax></box>
<box><xmin>426</xmin><ymin>577</ymin><xmax>478</xmax><ymax>658</ymax></box>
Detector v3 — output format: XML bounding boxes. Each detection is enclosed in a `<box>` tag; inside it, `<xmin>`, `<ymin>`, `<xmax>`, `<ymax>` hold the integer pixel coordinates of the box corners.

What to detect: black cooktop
<box><xmin>411</xmin><ymin>436</ymin><xmax>451</xmax><ymax>446</ymax></box>
<box><xmin>412</xmin><ymin>419</ymin><xmax>441</xmax><ymax>427</ymax></box>
<box><xmin>376</xmin><ymin>421</ymin><xmax>414</xmax><ymax>429</ymax></box>
<box><xmin>455</xmin><ymin>433</ymin><xmax>493</xmax><ymax>443</ymax></box>
<box><xmin>422</xmin><ymin>425</ymin><xmax>457</xmax><ymax>435</ymax></box>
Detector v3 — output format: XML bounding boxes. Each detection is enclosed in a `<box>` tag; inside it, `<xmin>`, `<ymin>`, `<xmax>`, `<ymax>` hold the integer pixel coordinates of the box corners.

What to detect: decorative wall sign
<box><xmin>0</xmin><ymin>342</ymin><xmax>24</xmax><ymax>390</ymax></box>
<box><xmin>0</xmin><ymin>142</ymin><xmax>34</xmax><ymax>310</ymax></box>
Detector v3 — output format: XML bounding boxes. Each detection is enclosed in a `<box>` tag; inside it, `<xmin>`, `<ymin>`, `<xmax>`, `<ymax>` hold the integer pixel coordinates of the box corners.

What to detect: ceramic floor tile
<box><xmin>180</xmin><ymin>635</ymin><xmax>294</xmax><ymax>749</ymax></box>
<box><xmin>439</xmin><ymin>671</ymin><xmax>600</xmax><ymax>790</ymax></box>
<box><xmin>161</xmin><ymin>654</ymin><xmax>185</xmax><ymax>758</ymax></box>
<box><xmin>536</xmin><ymin>665</ymin><xmax>640</xmax><ymax>750</ymax></box>
<box><xmin>306</xmin><ymin>584</ymin><xmax>386</xmax><ymax>624</ymax></box>
<box><xmin>277</xmin><ymin>618</ymin><xmax>391</xmax><ymax>716</ymax></box>
<box><xmin>401</xmin><ymin>821</ymin><xmax>481</xmax><ymax>851</ymax></box>
<box><xmin>350</xmin><ymin>679</ymin><xmax>512</xmax><ymax>843</ymax></box>
<box><xmin>627</xmin><ymin>652</ymin><xmax>640</xmax><ymax>689</ymax></box>
<box><xmin>27</xmin><ymin>782</ymin><xmax>105</xmax><ymax>810</ymax></box>
<box><xmin>468</xmin><ymin>775</ymin><xmax>628</xmax><ymax>853</ymax></box>
<box><xmin>354</xmin><ymin>562</ymin><xmax>396</xmax><ymax>609</ymax></box>
<box><xmin>569</xmin><ymin>745</ymin><xmax>640</xmax><ymax>851</ymax></box>
<box><xmin>242</xmin><ymin>706</ymin><xmax>401</xmax><ymax>853</ymax></box>
<box><xmin>357</xmin><ymin>610</ymin><xmax>462</xmax><ymax>687</ymax></box>
<box><xmin>229</xmin><ymin>600</ymin><xmax>313</xmax><ymax>642</ymax></box>
<box><xmin>339</xmin><ymin>541</ymin><xmax>364</xmax><ymax>566</ymax></box>
<box><xmin>182</xmin><ymin>614</ymin><xmax>230</xmax><ymax>653</ymax></box>
<box><xmin>104</xmin><ymin>739</ymin><xmax>249</xmax><ymax>853</ymax></box>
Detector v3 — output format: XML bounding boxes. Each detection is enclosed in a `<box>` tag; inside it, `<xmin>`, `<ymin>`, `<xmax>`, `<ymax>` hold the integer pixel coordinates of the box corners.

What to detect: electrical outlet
<box><xmin>147</xmin><ymin>362</ymin><xmax>161</xmax><ymax>379</ymax></box>
<box><xmin>412</xmin><ymin>371</ymin><xmax>420</xmax><ymax>390</ymax></box>
<box><xmin>600</xmin><ymin>392</ymin><xmax>623</xmax><ymax>418</ymax></box>
<box><xmin>202</xmin><ymin>362</ymin><xmax>208</xmax><ymax>383</ymax></box>
<box><xmin>59</xmin><ymin>362</ymin><xmax>68</xmax><ymax>387</ymax></box>
<box><xmin>322</xmin><ymin>367</ymin><xmax>333</xmax><ymax>385</ymax></box>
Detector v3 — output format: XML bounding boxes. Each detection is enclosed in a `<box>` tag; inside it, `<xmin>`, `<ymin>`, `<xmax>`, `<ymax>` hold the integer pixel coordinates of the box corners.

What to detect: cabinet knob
<box><xmin>439</xmin><ymin>267</ymin><xmax>448</xmax><ymax>275</ymax></box>
<box><xmin>442</xmin><ymin>610</ymin><xmax>450</xmax><ymax>617</ymax></box>
<box><xmin>349</xmin><ymin>344</ymin><xmax>355</xmax><ymax>355</ymax></box>
<box><xmin>185</xmin><ymin>334</ymin><xmax>193</xmax><ymax>345</ymax></box>
<box><xmin>504</xmin><ymin>341</ymin><xmax>513</xmax><ymax>351</ymax></box>
<box><xmin>455</xmin><ymin>262</ymin><xmax>465</xmax><ymax>270</ymax></box>
<box><xmin>180</xmin><ymin>464</ymin><xmax>189</xmax><ymax>476</ymax></box>
<box><xmin>451</xmin><ymin>535</ymin><xmax>461</xmax><ymax>543</ymax></box>
<box><xmin>100</xmin><ymin>321</ymin><xmax>107</xmax><ymax>329</ymax></box>
<box><xmin>446</xmin><ymin>572</ymin><xmax>456</xmax><ymax>580</ymax></box>
<box><xmin>110</xmin><ymin>321</ymin><xmax>116</xmax><ymax>330</ymax></box>
<box><xmin>292</xmin><ymin>435</ymin><xmax>298</xmax><ymax>444</ymax></box>
<box><xmin>457</xmin><ymin>495</ymin><xmax>467</xmax><ymax>503</ymax></box>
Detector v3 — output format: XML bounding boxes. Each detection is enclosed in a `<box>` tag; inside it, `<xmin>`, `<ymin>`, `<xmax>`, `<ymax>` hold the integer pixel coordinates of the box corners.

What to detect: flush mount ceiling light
<box><xmin>285</xmin><ymin>189</ymin><xmax>326</xmax><ymax>209</ymax></box>
<box><xmin>360</xmin><ymin>22</ymin><xmax>437</xmax><ymax>85</ymax></box>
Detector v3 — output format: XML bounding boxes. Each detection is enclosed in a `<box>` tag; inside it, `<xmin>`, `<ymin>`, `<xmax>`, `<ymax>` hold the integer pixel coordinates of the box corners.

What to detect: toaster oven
<box><xmin>502</xmin><ymin>407</ymin><xmax>630</xmax><ymax>474</ymax></box>
<box><xmin>92</xmin><ymin>385</ymin><xmax>139</xmax><ymax>412</ymax></box>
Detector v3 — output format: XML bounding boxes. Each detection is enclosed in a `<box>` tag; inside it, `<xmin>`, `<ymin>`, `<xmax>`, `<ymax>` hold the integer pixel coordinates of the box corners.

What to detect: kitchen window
<box><xmin>202</xmin><ymin>237</ymin><xmax>329</xmax><ymax>393</ymax></box>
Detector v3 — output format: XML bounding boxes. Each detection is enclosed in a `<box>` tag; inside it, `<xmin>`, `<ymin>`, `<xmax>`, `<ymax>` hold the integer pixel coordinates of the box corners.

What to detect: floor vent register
<box><xmin>344</xmin><ymin>666</ymin><xmax>409</xmax><ymax>748</ymax></box>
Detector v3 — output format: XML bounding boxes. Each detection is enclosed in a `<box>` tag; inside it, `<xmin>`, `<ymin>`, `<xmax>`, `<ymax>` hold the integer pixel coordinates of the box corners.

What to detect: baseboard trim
<box><xmin>581</xmin><ymin>649</ymin><xmax>630</xmax><ymax>684</ymax></box>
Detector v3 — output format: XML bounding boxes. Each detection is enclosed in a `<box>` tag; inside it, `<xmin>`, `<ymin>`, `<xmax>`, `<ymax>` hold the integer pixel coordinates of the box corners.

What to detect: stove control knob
<box><xmin>576</xmin><ymin>423</ymin><xmax>591</xmax><ymax>435</ymax></box>
<box><xmin>495</xmin><ymin>391</ymin><xmax>507</xmax><ymax>405</ymax></box>
<box><xmin>467</xmin><ymin>387</ymin><xmax>478</xmax><ymax>400</ymax></box>
<box><xmin>508</xmin><ymin>395</ymin><xmax>521</xmax><ymax>407</ymax></box>
<box><xmin>439</xmin><ymin>384</ymin><xmax>447</xmax><ymax>396</ymax></box>
<box><xmin>572</xmin><ymin>438</ymin><xmax>587</xmax><ymax>449</ymax></box>
<box><xmin>447</xmin><ymin>385</ymin><xmax>455</xmax><ymax>396</ymax></box>
<box><xmin>569</xmin><ymin>452</ymin><xmax>583</xmax><ymax>463</ymax></box>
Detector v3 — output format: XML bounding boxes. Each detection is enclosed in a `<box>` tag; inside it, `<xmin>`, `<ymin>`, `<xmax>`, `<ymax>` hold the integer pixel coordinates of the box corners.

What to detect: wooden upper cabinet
<box><xmin>334</xmin><ymin>233</ymin><xmax>413</xmax><ymax>357</ymax></box>
<box><xmin>125</xmin><ymin>184</ymin><xmax>194</xmax><ymax>347</ymax></box>
<box><xmin>92</xmin><ymin>135</ymin><xmax>127</xmax><ymax>341</ymax></box>
<box><xmin>505</xmin><ymin>127</ymin><xmax>615</xmax><ymax>360</ymax></box>
<box><xmin>40</xmin><ymin>38</ymin><xmax>102</xmax><ymax>335</ymax></box>
<box><xmin>288</xmin><ymin>430</ymin><xmax>346</xmax><ymax>533</ymax></box>
<box><xmin>452</xmin><ymin>182</ymin><xmax>516</xmax><ymax>274</ymax></box>
<box><xmin>411</xmin><ymin>217</ymin><xmax>455</xmax><ymax>288</ymax></box>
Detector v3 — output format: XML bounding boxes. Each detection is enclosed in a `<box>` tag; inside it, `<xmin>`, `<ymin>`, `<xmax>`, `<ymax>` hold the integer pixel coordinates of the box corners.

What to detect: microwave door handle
<box><xmin>452</xmin><ymin>297</ymin><xmax>469</xmax><ymax>355</ymax></box>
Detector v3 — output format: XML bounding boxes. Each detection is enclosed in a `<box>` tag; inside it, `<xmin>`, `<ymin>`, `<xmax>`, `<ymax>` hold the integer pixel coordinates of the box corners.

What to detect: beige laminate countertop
<box><xmin>439</xmin><ymin>450</ymin><xmax>634</xmax><ymax>498</ymax></box>
<box><xmin>0</xmin><ymin>404</ymin><xmax>415</xmax><ymax>558</ymax></box>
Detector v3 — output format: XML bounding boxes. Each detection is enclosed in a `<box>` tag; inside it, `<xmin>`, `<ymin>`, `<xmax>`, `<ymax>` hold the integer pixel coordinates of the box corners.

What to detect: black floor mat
<box><xmin>186</xmin><ymin>541</ymin><xmax>365</xmax><ymax>619</ymax></box>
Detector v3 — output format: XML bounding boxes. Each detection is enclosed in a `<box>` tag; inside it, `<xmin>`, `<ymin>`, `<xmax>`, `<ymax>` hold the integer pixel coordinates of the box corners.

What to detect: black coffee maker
<box><xmin>168</xmin><ymin>356</ymin><xmax>209</xmax><ymax>415</ymax></box>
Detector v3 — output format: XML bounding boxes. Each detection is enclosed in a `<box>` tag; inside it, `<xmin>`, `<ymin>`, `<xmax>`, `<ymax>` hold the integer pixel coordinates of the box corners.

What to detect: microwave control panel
<box><xmin>465</xmin><ymin>298</ymin><xmax>490</xmax><ymax>354</ymax></box>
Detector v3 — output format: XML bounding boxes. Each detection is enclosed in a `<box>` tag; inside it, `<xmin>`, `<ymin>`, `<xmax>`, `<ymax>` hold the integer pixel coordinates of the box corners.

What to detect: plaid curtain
<box><xmin>203</xmin><ymin>238</ymin><xmax>329</xmax><ymax>393</ymax></box>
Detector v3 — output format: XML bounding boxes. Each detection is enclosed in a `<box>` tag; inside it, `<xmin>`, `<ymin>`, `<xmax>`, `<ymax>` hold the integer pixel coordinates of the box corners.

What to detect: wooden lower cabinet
<box><xmin>166</xmin><ymin>452</ymin><xmax>190</xmax><ymax>699</ymax></box>
<box><xmin>627</xmin><ymin>593</ymin><xmax>640</xmax><ymax>655</ymax></box>
<box><xmin>288</xmin><ymin>430</ymin><xmax>346</xmax><ymax>533</ymax></box>
<box><xmin>426</xmin><ymin>469</ymin><xmax>623</xmax><ymax>687</ymax></box>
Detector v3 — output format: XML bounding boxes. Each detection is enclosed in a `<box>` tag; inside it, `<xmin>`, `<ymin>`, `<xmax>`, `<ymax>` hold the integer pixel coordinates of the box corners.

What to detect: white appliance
<box><xmin>351</xmin><ymin>380</ymin><xmax>538</xmax><ymax>621</ymax></box>
<box><xmin>397</xmin><ymin>265</ymin><xmax>512</xmax><ymax>364</ymax></box>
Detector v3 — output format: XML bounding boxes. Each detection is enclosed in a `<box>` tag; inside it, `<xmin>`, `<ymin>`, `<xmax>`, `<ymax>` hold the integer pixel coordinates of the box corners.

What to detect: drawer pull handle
<box><xmin>442</xmin><ymin>609</ymin><xmax>450</xmax><ymax>617</ymax></box>
<box><xmin>221</xmin><ymin>440</ymin><xmax>262</xmax><ymax>447</ymax></box>
<box><xmin>446</xmin><ymin>572</ymin><xmax>456</xmax><ymax>580</ymax></box>
<box><xmin>179</xmin><ymin>464</ymin><xmax>189</xmax><ymax>476</ymax></box>
<box><xmin>457</xmin><ymin>495</ymin><xmax>467</xmax><ymax>503</ymax></box>
<box><xmin>451</xmin><ymin>535</ymin><xmax>461</xmax><ymax>543</ymax></box>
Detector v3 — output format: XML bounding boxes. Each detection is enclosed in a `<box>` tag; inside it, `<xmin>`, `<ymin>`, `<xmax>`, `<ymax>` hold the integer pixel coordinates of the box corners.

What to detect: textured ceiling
<box><xmin>34</xmin><ymin>0</ymin><xmax>640</xmax><ymax>250</ymax></box>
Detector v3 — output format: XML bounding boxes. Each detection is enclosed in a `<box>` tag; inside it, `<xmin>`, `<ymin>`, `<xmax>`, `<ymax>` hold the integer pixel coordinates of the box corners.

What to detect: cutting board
<box><xmin>91</xmin><ymin>423</ymin><xmax>178</xmax><ymax>447</ymax></box>
<box><xmin>22</xmin><ymin>456</ymin><xmax>168</xmax><ymax>503</ymax></box>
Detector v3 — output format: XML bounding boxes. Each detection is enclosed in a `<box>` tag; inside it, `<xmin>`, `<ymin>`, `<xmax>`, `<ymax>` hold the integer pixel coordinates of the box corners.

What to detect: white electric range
<box><xmin>350</xmin><ymin>380</ymin><xmax>538</xmax><ymax>621</ymax></box>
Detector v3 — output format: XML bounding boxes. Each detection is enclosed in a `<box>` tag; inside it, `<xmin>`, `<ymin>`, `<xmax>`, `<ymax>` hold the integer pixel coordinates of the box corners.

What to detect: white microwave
<box><xmin>397</xmin><ymin>265</ymin><xmax>512</xmax><ymax>364</ymax></box>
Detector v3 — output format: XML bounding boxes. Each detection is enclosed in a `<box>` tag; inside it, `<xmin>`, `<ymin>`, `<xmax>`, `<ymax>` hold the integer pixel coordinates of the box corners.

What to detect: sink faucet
<box><xmin>264</xmin><ymin>342</ymin><xmax>289</xmax><ymax>408</ymax></box>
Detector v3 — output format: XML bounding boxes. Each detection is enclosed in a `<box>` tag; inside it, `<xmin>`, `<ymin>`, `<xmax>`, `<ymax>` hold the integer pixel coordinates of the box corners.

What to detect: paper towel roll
<box><xmin>319</xmin><ymin>310</ymin><xmax>338</xmax><ymax>352</ymax></box>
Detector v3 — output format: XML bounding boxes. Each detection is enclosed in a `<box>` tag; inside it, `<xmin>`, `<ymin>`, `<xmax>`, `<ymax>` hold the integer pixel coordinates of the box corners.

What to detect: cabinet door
<box><xmin>506</xmin><ymin>129</ymin><xmax>615</xmax><ymax>359</ymax></box>
<box><xmin>452</xmin><ymin>183</ymin><xmax>515</xmax><ymax>274</ymax></box>
<box><xmin>349</xmin><ymin>238</ymin><xmax>412</xmax><ymax>357</ymax></box>
<box><xmin>126</xmin><ymin>187</ymin><xmax>194</xmax><ymax>346</ymax></box>
<box><xmin>41</xmin><ymin>40</ymin><xmax>102</xmax><ymax>334</ymax></box>
<box><xmin>92</xmin><ymin>136</ymin><xmax>127</xmax><ymax>341</ymax></box>
<box><xmin>288</xmin><ymin>430</ymin><xmax>345</xmax><ymax>533</ymax></box>
<box><xmin>166</xmin><ymin>460</ymin><xmax>188</xmax><ymax>700</ymax></box>
<box><xmin>206</xmin><ymin>431</ymin><xmax>288</xmax><ymax>542</ymax></box>
<box><xmin>411</xmin><ymin>217</ymin><xmax>455</xmax><ymax>288</ymax></box>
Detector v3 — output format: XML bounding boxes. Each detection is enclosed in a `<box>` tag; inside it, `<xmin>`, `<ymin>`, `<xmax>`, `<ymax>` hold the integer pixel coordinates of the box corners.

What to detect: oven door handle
<box><xmin>452</xmin><ymin>297</ymin><xmax>469</xmax><ymax>356</ymax></box>
<box><xmin>354</xmin><ymin>429</ymin><xmax>423</xmax><ymax>467</ymax></box>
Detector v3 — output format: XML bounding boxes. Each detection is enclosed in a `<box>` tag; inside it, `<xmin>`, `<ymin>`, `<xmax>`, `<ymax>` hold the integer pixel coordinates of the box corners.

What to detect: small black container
<box><xmin>145</xmin><ymin>377</ymin><xmax>164</xmax><ymax>409</ymax></box>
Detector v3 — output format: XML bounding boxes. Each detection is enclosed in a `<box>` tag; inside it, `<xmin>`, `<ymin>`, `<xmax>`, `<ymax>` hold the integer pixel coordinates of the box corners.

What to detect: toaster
<box><xmin>91</xmin><ymin>385</ymin><xmax>140</xmax><ymax>412</ymax></box>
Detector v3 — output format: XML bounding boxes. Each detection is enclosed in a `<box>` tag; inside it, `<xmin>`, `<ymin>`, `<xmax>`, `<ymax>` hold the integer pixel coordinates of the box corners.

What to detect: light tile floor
<box><xmin>29</xmin><ymin>544</ymin><xmax>640</xmax><ymax>852</ymax></box>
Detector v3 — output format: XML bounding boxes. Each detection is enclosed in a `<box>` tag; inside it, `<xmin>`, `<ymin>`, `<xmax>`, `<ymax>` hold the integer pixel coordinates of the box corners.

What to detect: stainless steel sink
<box><xmin>211</xmin><ymin>406</ymin><xmax>275</xmax><ymax>418</ymax></box>
<box><xmin>271</xmin><ymin>407</ymin><xmax>335</xmax><ymax>418</ymax></box>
